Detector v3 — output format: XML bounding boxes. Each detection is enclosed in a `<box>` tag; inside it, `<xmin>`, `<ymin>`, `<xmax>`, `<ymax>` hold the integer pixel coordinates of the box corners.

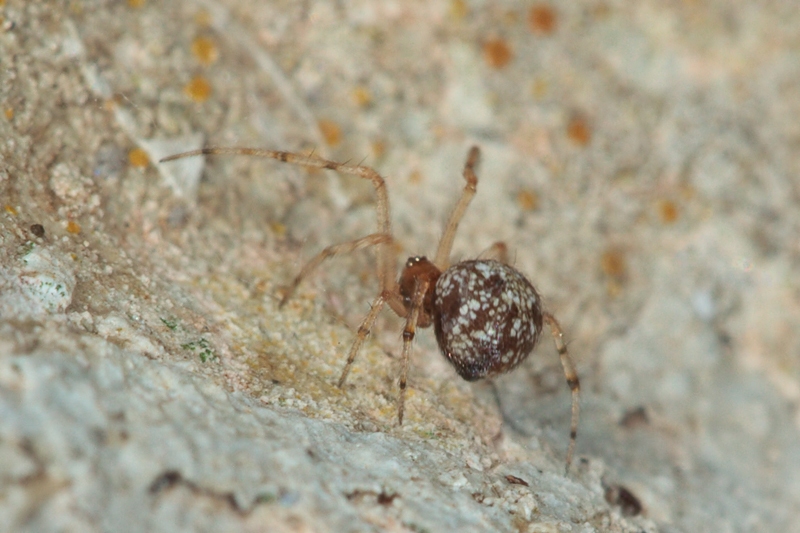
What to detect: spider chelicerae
<box><xmin>161</xmin><ymin>145</ymin><xmax>580</xmax><ymax>471</ymax></box>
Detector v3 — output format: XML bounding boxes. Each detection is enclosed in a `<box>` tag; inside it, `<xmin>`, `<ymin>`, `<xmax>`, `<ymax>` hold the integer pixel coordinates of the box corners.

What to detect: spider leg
<box><xmin>161</xmin><ymin>147</ymin><xmax>398</xmax><ymax>293</ymax></box>
<box><xmin>433</xmin><ymin>146</ymin><xmax>480</xmax><ymax>269</ymax></box>
<box><xmin>337</xmin><ymin>289</ymin><xmax>404</xmax><ymax>388</ymax></box>
<box><xmin>477</xmin><ymin>241</ymin><xmax>510</xmax><ymax>264</ymax></box>
<box><xmin>279</xmin><ymin>233</ymin><xmax>393</xmax><ymax>308</ymax></box>
<box><xmin>397</xmin><ymin>278</ymin><xmax>430</xmax><ymax>425</ymax></box>
<box><xmin>542</xmin><ymin>312</ymin><xmax>580</xmax><ymax>474</ymax></box>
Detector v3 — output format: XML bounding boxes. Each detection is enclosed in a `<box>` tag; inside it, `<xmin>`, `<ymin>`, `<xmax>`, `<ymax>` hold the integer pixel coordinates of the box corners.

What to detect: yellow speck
<box><xmin>531</xmin><ymin>78</ymin><xmax>548</xmax><ymax>99</ymax></box>
<box><xmin>127</xmin><ymin>0</ymin><xmax>145</xmax><ymax>8</ymax></box>
<box><xmin>270</xmin><ymin>222</ymin><xmax>287</xmax><ymax>237</ymax></box>
<box><xmin>408</xmin><ymin>169</ymin><xmax>423</xmax><ymax>184</ymax></box>
<box><xmin>503</xmin><ymin>10</ymin><xmax>520</xmax><ymax>25</ymax></box>
<box><xmin>66</xmin><ymin>220</ymin><xmax>81</xmax><ymax>234</ymax></box>
<box><xmin>191</xmin><ymin>36</ymin><xmax>219</xmax><ymax>66</ymax></box>
<box><xmin>371</xmin><ymin>140</ymin><xmax>386</xmax><ymax>159</ymax></box>
<box><xmin>4</xmin><ymin>107</ymin><xmax>13</xmax><ymax>120</ymax></box>
<box><xmin>318</xmin><ymin>119</ymin><xmax>342</xmax><ymax>147</ymax></box>
<box><xmin>184</xmin><ymin>75</ymin><xmax>212</xmax><ymax>103</ymax></box>
<box><xmin>194</xmin><ymin>9</ymin><xmax>212</xmax><ymax>27</ymax></box>
<box><xmin>4</xmin><ymin>204</ymin><xmax>18</xmax><ymax>215</ymax></box>
<box><xmin>606</xmin><ymin>280</ymin><xmax>623</xmax><ymax>298</ymax></box>
<box><xmin>450</xmin><ymin>0</ymin><xmax>469</xmax><ymax>19</ymax></box>
<box><xmin>516</xmin><ymin>189</ymin><xmax>539</xmax><ymax>211</ymax></box>
<box><xmin>128</xmin><ymin>148</ymin><xmax>150</xmax><ymax>168</ymax></box>
<box><xmin>352</xmin><ymin>86</ymin><xmax>372</xmax><ymax>108</ymax></box>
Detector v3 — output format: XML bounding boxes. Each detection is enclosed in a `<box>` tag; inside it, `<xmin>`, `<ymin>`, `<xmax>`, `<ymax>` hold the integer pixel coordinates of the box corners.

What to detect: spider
<box><xmin>161</xmin><ymin>145</ymin><xmax>580</xmax><ymax>471</ymax></box>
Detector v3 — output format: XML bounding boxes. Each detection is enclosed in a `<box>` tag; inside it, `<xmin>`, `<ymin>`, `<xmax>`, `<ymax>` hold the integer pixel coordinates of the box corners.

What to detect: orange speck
<box><xmin>194</xmin><ymin>9</ymin><xmax>212</xmax><ymax>27</ymax></box>
<box><xmin>601</xmin><ymin>248</ymin><xmax>627</xmax><ymax>281</ymax></box>
<box><xmin>528</xmin><ymin>4</ymin><xmax>557</xmax><ymax>34</ymax></box>
<box><xmin>658</xmin><ymin>199</ymin><xmax>679</xmax><ymax>224</ymax></box>
<box><xmin>128</xmin><ymin>148</ymin><xmax>150</xmax><ymax>168</ymax></box>
<box><xmin>517</xmin><ymin>189</ymin><xmax>539</xmax><ymax>211</ymax></box>
<box><xmin>4</xmin><ymin>107</ymin><xmax>13</xmax><ymax>120</ymax></box>
<box><xmin>450</xmin><ymin>0</ymin><xmax>469</xmax><ymax>19</ymax></box>
<box><xmin>371</xmin><ymin>140</ymin><xmax>386</xmax><ymax>159</ymax></box>
<box><xmin>318</xmin><ymin>119</ymin><xmax>342</xmax><ymax>147</ymax></box>
<box><xmin>127</xmin><ymin>0</ymin><xmax>145</xmax><ymax>8</ymax></box>
<box><xmin>352</xmin><ymin>86</ymin><xmax>372</xmax><ymax>108</ymax></box>
<box><xmin>391</xmin><ymin>240</ymin><xmax>404</xmax><ymax>256</ymax></box>
<box><xmin>104</xmin><ymin>96</ymin><xmax>122</xmax><ymax>112</ymax></box>
<box><xmin>484</xmin><ymin>38</ymin><xmax>513</xmax><ymax>69</ymax></box>
<box><xmin>191</xmin><ymin>36</ymin><xmax>219</xmax><ymax>66</ymax></box>
<box><xmin>592</xmin><ymin>3</ymin><xmax>612</xmax><ymax>19</ymax></box>
<box><xmin>566</xmin><ymin>114</ymin><xmax>592</xmax><ymax>146</ymax></box>
<box><xmin>254</xmin><ymin>280</ymin><xmax>270</xmax><ymax>296</ymax></box>
<box><xmin>408</xmin><ymin>169</ymin><xmax>423</xmax><ymax>184</ymax></box>
<box><xmin>184</xmin><ymin>75</ymin><xmax>212</xmax><ymax>102</ymax></box>
<box><xmin>4</xmin><ymin>204</ymin><xmax>18</xmax><ymax>215</ymax></box>
<box><xmin>66</xmin><ymin>220</ymin><xmax>81</xmax><ymax>234</ymax></box>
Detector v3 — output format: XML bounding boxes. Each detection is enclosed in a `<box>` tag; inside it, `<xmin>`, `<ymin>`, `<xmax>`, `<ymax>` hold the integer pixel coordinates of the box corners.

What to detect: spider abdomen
<box><xmin>433</xmin><ymin>260</ymin><xmax>544</xmax><ymax>381</ymax></box>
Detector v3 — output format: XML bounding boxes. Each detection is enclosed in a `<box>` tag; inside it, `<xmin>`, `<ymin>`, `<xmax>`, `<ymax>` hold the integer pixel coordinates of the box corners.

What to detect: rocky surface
<box><xmin>1</xmin><ymin>1</ymin><xmax>799</xmax><ymax>531</ymax></box>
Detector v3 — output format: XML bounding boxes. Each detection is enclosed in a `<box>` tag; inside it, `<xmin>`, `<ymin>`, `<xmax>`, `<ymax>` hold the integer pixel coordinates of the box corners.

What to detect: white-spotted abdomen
<box><xmin>432</xmin><ymin>260</ymin><xmax>543</xmax><ymax>381</ymax></box>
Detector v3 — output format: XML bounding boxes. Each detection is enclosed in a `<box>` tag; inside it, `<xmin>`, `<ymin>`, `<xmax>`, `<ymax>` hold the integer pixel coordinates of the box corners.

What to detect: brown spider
<box><xmin>161</xmin><ymin>146</ymin><xmax>580</xmax><ymax>471</ymax></box>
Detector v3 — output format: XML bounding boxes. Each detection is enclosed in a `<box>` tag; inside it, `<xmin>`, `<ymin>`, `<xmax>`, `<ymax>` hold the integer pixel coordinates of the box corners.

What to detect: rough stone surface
<box><xmin>1</xmin><ymin>1</ymin><xmax>799</xmax><ymax>532</ymax></box>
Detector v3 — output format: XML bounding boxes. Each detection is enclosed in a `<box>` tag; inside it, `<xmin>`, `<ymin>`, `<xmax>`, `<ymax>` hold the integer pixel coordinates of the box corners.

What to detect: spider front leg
<box><xmin>543</xmin><ymin>312</ymin><xmax>581</xmax><ymax>473</ymax></box>
<box><xmin>336</xmin><ymin>289</ymin><xmax>404</xmax><ymax>388</ymax></box>
<box><xmin>397</xmin><ymin>278</ymin><xmax>430</xmax><ymax>425</ymax></box>
<box><xmin>278</xmin><ymin>233</ymin><xmax>402</xmax><ymax>390</ymax></box>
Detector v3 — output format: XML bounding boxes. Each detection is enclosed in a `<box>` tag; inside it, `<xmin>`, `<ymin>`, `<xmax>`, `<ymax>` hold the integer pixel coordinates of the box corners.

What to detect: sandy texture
<box><xmin>1</xmin><ymin>1</ymin><xmax>799</xmax><ymax>532</ymax></box>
